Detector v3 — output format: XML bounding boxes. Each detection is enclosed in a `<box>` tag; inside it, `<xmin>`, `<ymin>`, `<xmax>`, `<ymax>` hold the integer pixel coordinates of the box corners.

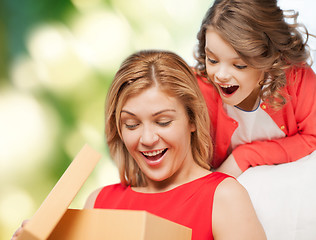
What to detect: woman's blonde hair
<box><xmin>195</xmin><ymin>0</ymin><xmax>311</xmax><ymax>108</ymax></box>
<box><xmin>106</xmin><ymin>50</ymin><xmax>212</xmax><ymax>187</ymax></box>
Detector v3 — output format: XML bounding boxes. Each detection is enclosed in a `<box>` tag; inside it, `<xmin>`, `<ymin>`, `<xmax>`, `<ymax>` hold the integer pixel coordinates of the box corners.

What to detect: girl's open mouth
<box><xmin>219</xmin><ymin>84</ymin><xmax>239</xmax><ymax>95</ymax></box>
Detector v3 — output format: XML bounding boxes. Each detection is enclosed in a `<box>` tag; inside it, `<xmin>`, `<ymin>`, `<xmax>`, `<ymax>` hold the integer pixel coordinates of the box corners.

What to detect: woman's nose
<box><xmin>139</xmin><ymin>126</ymin><xmax>159</xmax><ymax>146</ymax></box>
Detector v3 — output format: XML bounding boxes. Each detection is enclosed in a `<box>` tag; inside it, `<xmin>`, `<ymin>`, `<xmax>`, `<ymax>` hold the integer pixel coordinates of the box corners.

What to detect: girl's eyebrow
<box><xmin>205</xmin><ymin>46</ymin><xmax>241</xmax><ymax>60</ymax></box>
<box><xmin>205</xmin><ymin>47</ymin><xmax>220</xmax><ymax>58</ymax></box>
<box><xmin>205</xmin><ymin>47</ymin><xmax>215</xmax><ymax>56</ymax></box>
<box><xmin>121</xmin><ymin>109</ymin><xmax>176</xmax><ymax>117</ymax></box>
<box><xmin>205</xmin><ymin>47</ymin><xmax>213</xmax><ymax>54</ymax></box>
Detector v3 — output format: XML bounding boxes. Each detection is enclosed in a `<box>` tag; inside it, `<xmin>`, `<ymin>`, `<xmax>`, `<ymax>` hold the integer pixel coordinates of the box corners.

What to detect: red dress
<box><xmin>94</xmin><ymin>172</ymin><xmax>231</xmax><ymax>240</ymax></box>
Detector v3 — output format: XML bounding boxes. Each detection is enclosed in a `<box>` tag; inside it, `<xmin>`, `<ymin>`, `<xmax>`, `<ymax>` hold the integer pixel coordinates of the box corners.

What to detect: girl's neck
<box><xmin>236</xmin><ymin>86</ymin><xmax>261</xmax><ymax>111</ymax></box>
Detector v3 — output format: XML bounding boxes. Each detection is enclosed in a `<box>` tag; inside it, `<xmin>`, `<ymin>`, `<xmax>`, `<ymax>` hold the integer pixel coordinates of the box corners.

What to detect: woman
<box><xmin>85</xmin><ymin>50</ymin><xmax>266</xmax><ymax>240</ymax></box>
<box><xmin>12</xmin><ymin>50</ymin><xmax>266</xmax><ymax>240</ymax></box>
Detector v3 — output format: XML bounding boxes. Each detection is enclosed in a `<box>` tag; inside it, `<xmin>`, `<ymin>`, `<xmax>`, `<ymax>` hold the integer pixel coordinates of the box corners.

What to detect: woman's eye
<box><xmin>157</xmin><ymin>120</ymin><xmax>172</xmax><ymax>127</ymax></box>
<box><xmin>234</xmin><ymin>64</ymin><xmax>247</xmax><ymax>70</ymax></box>
<box><xmin>124</xmin><ymin>123</ymin><xmax>139</xmax><ymax>130</ymax></box>
<box><xmin>207</xmin><ymin>57</ymin><xmax>218</xmax><ymax>64</ymax></box>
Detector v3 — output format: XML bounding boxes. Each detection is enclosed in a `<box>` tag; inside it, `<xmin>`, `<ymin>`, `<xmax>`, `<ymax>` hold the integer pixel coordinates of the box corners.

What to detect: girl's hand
<box><xmin>11</xmin><ymin>220</ymin><xmax>29</xmax><ymax>240</ymax></box>
<box><xmin>216</xmin><ymin>154</ymin><xmax>242</xmax><ymax>178</ymax></box>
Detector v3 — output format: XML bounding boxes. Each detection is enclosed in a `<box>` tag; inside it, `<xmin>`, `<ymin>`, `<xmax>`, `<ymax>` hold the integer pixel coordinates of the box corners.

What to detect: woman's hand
<box><xmin>216</xmin><ymin>154</ymin><xmax>243</xmax><ymax>178</ymax></box>
<box><xmin>11</xmin><ymin>220</ymin><xmax>29</xmax><ymax>240</ymax></box>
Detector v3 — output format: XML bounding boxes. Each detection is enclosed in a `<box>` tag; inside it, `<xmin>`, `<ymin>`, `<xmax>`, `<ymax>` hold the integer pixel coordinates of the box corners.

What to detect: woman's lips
<box><xmin>141</xmin><ymin>148</ymin><xmax>167</xmax><ymax>166</ymax></box>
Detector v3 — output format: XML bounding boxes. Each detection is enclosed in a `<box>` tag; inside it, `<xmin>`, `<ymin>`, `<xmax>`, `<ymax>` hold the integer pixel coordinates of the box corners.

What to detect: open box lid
<box><xmin>17</xmin><ymin>144</ymin><xmax>102</xmax><ymax>240</ymax></box>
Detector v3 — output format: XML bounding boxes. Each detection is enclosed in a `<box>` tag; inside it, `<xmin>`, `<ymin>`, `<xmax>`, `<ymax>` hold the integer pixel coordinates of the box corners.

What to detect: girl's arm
<box><xmin>216</xmin><ymin>154</ymin><xmax>242</xmax><ymax>177</ymax></box>
<box><xmin>233</xmin><ymin>66</ymin><xmax>316</xmax><ymax>172</ymax></box>
<box><xmin>212</xmin><ymin>178</ymin><xmax>266</xmax><ymax>240</ymax></box>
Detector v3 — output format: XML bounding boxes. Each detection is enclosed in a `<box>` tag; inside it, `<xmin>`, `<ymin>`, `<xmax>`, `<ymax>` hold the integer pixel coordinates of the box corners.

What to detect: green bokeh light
<box><xmin>0</xmin><ymin>0</ymin><xmax>212</xmax><ymax>239</ymax></box>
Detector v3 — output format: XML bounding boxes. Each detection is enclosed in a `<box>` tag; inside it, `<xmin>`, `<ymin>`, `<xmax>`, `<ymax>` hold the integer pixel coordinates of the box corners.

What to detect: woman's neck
<box><xmin>133</xmin><ymin>165</ymin><xmax>211</xmax><ymax>193</ymax></box>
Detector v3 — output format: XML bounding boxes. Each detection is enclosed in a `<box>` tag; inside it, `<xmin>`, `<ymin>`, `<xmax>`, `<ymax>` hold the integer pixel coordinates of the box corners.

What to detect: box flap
<box><xmin>17</xmin><ymin>144</ymin><xmax>101</xmax><ymax>240</ymax></box>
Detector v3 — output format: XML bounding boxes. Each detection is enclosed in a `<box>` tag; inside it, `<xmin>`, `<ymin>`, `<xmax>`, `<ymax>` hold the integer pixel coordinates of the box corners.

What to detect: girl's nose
<box><xmin>139</xmin><ymin>126</ymin><xmax>159</xmax><ymax>146</ymax></box>
<box><xmin>215</xmin><ymin>66</ymin><xmax>231</xmax><ymax>82</ymax></box>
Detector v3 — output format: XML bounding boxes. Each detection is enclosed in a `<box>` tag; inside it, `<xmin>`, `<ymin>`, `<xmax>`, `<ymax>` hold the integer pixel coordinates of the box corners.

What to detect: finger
<box><xmin>11</xmin><ymin>220</ymin><xmax>29</xmax><ymax>240</ymax></box>
<box><xmin>21</xmin><ymin>219</ymin><xmax>30</xmax><ymax>227</ymax></box>
<box><xmin>11</xmin><ymin>227</ymin><xmax>22</xmax><ymax>240</ymax></box>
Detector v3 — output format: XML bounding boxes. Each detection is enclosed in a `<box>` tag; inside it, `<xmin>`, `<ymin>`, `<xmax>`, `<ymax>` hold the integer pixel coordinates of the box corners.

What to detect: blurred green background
<box><xmin>0</xmin><ymin>0</ymin><xmax>212</xmax><ymax>238</ymax></box>
<box><xmin>0</xmin><ymin>0</ymin><xmax>315</xmax><ymax>239</ymax></box>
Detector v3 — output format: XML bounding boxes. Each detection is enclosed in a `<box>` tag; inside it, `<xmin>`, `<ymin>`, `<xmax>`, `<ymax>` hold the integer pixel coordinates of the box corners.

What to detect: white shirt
<box><xmin>223</xmin><ymin>101</ymin><xmax>285</xmax><ymax>152</ymax></box>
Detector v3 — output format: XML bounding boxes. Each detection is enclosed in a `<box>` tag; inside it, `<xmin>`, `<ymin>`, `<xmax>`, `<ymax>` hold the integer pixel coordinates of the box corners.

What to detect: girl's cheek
<box><xmin>206</xmin><ymin>66</ymin><xmax>215</xmax><ymax>76</ymax></box>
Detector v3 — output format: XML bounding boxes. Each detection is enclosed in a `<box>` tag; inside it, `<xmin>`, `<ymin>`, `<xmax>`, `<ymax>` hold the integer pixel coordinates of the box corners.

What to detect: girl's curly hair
<box><xmin>195</xmin><ymin>0</ymin><xmax>312</xmax><ymax>108</ymax></box>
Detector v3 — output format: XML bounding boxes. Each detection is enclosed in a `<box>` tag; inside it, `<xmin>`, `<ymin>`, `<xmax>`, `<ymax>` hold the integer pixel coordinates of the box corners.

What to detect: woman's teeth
<box><xmin>142</xmin><ymin>149</ymin><xmax>167</xmax><ymax>161</ymax></box>
<box><xmin>142</xmin><ymin>149</ymin><xmax>165</xmax><ymax>157</ymax></box>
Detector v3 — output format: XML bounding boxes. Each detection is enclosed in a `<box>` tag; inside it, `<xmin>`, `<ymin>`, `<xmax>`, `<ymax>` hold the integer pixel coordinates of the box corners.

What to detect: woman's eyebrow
<box><xmin>153</xmin><ymin>109</ymin><xmax>176</xmax><ymax>117</ymax></box>
<box><xmin>121</xmin><ymin>109</ymin><xmax>176</xmax><ymax>117</ymax></box>
<box><xmin>121</xmin><ymin>110</ymin><xmax>136</xmax><ymax>116</ymax></box>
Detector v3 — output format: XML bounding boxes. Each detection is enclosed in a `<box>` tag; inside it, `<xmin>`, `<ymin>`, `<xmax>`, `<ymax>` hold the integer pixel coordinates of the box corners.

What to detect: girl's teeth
<box><xmin>220</xmin><ymin>84</ymin><xmax>235</xmax><ymax>88</ymax></box>
<box><xmin>219</xmin><ymin>84</ymin><xmax>239</xmax><ymax>95</ymax></box>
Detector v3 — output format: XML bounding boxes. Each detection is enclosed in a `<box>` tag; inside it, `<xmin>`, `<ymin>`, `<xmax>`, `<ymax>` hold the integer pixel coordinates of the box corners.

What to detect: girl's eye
<box><xmin>157</xmin><ymin>120</ymin><xmax>172</xmax><ymax>127</ymax></box>
<box><xmin>234</xmin><ymin>64</ymin><xmax>247</xmax><ymax>70</ymax></box>
<box><xmin>207</xmin><ymin>57</ymin><xmax>218</xmax><ymax>64</ymax></box>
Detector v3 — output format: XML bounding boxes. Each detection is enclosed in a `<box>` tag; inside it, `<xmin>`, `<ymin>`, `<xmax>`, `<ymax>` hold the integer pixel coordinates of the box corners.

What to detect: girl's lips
<box><xmin>141</xmin><ymin>148</ymin><xmax>167</xmax><ymax>166</ymax></box>
<box><xmin>217</xmin><ymin>83</ymin><xmax>239</xmax><ymax>96</ymax></box>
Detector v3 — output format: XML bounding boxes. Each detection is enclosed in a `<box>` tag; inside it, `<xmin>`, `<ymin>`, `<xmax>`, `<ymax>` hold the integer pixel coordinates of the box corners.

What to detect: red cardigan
<box><xmin>197</xmin><ymin>66</ymin><xmax>316</xmax><ymax>171</ymax></box>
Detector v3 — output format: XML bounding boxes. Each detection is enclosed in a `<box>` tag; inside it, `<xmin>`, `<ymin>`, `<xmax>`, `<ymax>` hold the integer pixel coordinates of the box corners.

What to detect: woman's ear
<box><xmin>190</xmin><ymin>122</ymin><xmax>197</xmax><ymax>133</ymax></box>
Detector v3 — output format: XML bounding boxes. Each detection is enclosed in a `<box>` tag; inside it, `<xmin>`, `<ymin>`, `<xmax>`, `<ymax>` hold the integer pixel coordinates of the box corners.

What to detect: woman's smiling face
<box><xmin>205</xmin><ymin>29</ymin><xmax>265</xmax><ymax>111</ymax></box>
<box><xmin>120</xmin><ymin>86</ymin><xmax>196</xmax><ymax>188</ymax></box>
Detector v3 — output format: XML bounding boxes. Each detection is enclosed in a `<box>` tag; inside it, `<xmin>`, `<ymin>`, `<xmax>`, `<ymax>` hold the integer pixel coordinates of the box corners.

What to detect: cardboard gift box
<box><xmin>48</xmin><ymin>209</ymin><xmax>192</xmax><ymax>240</ymax></box>
<box><xmin>16</xmin><ymin>144</ymin><xmax>192</xmax><ymax>240</ymax></box>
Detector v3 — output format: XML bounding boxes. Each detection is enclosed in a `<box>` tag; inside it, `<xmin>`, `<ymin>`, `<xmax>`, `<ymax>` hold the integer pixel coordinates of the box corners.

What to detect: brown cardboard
<box><xmin>48</xmin><ymin>209</ymin><xmax>192</xmax><ymax>240</ymax></box>
<box><xmin>16</xmin><ymin>144</ymin><xmax>192</xmax><ymax>240</ymax></box>
<box><xmin>17</xmin><ymin>144</ymin><xmax>102</xmax><ymax>240</ymax></box>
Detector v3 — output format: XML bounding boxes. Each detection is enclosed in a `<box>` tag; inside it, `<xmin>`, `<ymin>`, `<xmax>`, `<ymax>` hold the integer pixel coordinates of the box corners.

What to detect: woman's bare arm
<box><xmin>212</xmin><ymin>178</ymin><xmax>266</xmax><ymax>240</ymax></box>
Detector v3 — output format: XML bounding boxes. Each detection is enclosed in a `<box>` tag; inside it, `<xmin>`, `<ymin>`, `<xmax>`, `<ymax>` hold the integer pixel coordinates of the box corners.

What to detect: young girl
<box><xmin>194</xmin><ymin>0</ymin><xmax>316</xmax><ymax>177</ymax></box>
<box><xmin>11</xmin><ymin>50</ymin><xmax>266</xmax><ymax>240</ymax></box>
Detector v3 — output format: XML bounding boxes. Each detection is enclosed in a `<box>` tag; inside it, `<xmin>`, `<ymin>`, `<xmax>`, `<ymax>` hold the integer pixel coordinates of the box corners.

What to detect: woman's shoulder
<box><xmin>212</xmin><ymin>177</ymin><xmax>267</xmax><ymax>239</ymax></box>
<box><xmin>84</xmin><ymin>183</ymin><xmax>125</xmax><ymax>209</ymax></box>
<box><xmin>84</xmin><ymin>187</ymin><xmax>103</xmax><ymax>209</ymax></box>
<box><xmin>213</xmin><ymin>176</ymin><xmax>254</xmax><ymax>221</ymax></box>
<box><xmin>213</xmin><ymin>176</ymin><xmax>247</xmax><ymax>201</ymax></box>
